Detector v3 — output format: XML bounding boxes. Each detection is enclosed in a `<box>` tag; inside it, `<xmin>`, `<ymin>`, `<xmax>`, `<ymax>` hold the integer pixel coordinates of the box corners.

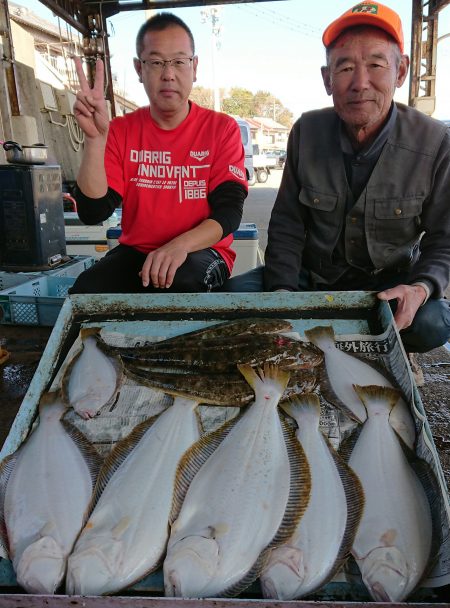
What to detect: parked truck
<box><xmin>251</xmin><ymin>144</ymin><xmax>277</xmax><ymax>184</ymax></box>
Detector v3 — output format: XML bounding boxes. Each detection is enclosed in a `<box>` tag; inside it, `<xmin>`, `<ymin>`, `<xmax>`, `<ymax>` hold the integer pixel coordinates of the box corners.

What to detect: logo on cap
<box><xmin>352</xmin><ymin>3</ymin><xmax>378</xmax><ymax>14</ymax></box>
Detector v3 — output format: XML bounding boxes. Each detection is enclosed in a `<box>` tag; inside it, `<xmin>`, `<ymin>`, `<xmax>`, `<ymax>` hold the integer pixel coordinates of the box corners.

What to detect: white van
<box><xmin>235</xmin><ymin>118</ymin><xmax>254</xmax><ymax>183</ymax></box>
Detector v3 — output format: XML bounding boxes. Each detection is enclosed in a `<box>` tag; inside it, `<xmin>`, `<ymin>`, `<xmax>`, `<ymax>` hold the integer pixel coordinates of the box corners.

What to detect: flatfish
<box><xmin>348</xmin><ymin>385</ymin><xmax>434</xmax><ymax>602</ymax></box>
<box><xmin>164</xmin><ymin>364</ymin><xmax>311</xmax><ymax>598</ymax></box>
<box><xmin>124</xmin><ymin>365</ymin><xmax>319</xmax><ymax>406</ymax></box>
<box><xmin>117</xmin><ymin>333</ymin><xmax>323</xmax><ymax>373</ymax></box>
<box><xmin>260</xmin><ymin>394</ymin><xmax>364</xmax><ymax>599</ymax></box>
<box><xmin>99</xmin><ymin>318</ymin><xmax>293</xmax><ymax>356</ymax></box>
<box><xmin>61</xmin><ymin>327</ymin><xmax>124</xmax><ymax>419</ymax></box>
<box><xmin>0</xmin><ymin>392</ymin><xmax>101</xmax><ymax>594</ymax></box>
<box><xmin>304</xmin><ymin>326</ymin><xmax>416</xmax><ymax>448</ymax></box>
<box><xmin>66</xmin><ymin>396</ymin><xmax>202</xmax><ymax>596</ymax></box>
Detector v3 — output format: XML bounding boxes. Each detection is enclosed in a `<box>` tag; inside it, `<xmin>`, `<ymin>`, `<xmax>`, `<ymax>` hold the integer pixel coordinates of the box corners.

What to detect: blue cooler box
<box><xmin>106</xmin><ymin>223</ymin><xmax>260</xmax><ymax>277</ymax></box>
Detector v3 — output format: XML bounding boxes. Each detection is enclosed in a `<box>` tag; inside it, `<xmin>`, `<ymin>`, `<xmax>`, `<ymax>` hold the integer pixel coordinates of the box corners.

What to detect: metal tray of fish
<box><xmin>0</xmin><ymin>292</ymin><xmax>449</xmax><ymax>606</ymax></box>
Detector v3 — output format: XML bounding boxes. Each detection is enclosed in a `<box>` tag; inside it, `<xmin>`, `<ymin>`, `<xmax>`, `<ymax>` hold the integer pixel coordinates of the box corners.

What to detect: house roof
<box><xmin>252</xmin><ymin>116</ymin><xmax>289</xmax><ymax>131</ymax></box>
<box><xmin>9</xmin><ymin>1</ymin><xmax>72</xmax><ymax>42</ymax></box>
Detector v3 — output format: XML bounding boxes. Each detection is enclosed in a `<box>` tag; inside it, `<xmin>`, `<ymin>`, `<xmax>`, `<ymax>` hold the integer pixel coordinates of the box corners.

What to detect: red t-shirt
<box><xmin>104</xmin><ymin>102</ymin><xmax>247</xmax><ymax>271</ymax></box>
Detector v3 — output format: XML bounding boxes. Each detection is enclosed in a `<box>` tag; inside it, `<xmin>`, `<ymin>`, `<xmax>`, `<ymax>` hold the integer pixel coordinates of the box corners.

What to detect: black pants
<box><xmin>69</xmin><ymin>244</ymin><xmax>229</xmax><ymax>294</ymax></box>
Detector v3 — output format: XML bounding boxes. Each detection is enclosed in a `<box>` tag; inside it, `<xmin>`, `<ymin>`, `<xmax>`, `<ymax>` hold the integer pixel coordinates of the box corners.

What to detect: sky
<box><xmin>25</xmin><ymin>0</ymin><xmax>450</xmax><ymax>119</ymax></box>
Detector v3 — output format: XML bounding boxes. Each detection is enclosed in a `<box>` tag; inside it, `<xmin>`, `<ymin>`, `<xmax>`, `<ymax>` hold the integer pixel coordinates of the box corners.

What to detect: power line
<box><xmin>233</xmin><ymin>4</ymin><xmax>321</xmax><ymax>38</ymax></box>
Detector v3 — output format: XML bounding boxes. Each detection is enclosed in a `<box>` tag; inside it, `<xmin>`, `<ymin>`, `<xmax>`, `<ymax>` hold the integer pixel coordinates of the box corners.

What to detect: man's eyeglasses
<box><xmin>139</xmin><ymin>57</ymin><xmax>195</xmax><ymax>72</ymax></box>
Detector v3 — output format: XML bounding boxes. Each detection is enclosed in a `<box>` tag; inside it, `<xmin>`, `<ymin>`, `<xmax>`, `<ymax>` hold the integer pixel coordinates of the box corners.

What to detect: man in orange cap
<box><xmin>225</xmin><ymin>2</ymin><xmax>450</xmax><ymax>359</ymax></box>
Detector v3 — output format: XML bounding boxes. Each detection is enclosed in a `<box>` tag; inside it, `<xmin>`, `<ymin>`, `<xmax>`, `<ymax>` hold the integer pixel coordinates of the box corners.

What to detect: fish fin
<box><xmin>304</xmin><ymin>325</ymin><xmax>335</xmax><ymax>347</ymax></box>
<box><xmin>79</xmin><ymin>327</ymin><xmax>103</xmax><ymax>341</ymax></box>
<box><xmin>270</xmin><ymin>418</ymin><xmax>311</xmax><ymax>547</ymax></box>
<box><xmin>280</xmin><ymin>369</ymin><xmax>319</xmax><ymax>403</ymax></box>
<box><xmin>96</xmin><ymin>355</ymin><xmax>124</xmax><ymax>415</ymax></box>
<box><xmin>156</xmin><ymin>318</ymin><xmax>294</xmax><ymax>347</ymax></box>
<box><xmin>237</xmin><ymin>363</ymin><xmax>262</xmax><ymax>391</ymax></box>
<box><xmin>396</xmin><ymin>444</ymin><xmax>443</xmax><ymax>583</ymax></box>
<box><xmin>89</xmin><ymin>412</ymin><xmax>162</xmax><ymax>511</ymax></box>
<box><xmin>281</xmin><ymin>393</ymin><xmax>321</xmax><ymax>428</ymax></box>
<box><xmin>60</xmin><ymin>418</ymin><xmax>103</xmax><ymax>488</ymax></box>
<box><xmin>238</xmin><ymin>363</ymin><xmax>290</xmax><ymax>394</ymax></box>
<box><xmin>338</xmin><ymin>425</ymin><xmax>363</xmax><ymax>463</ymax></box>
<box><xmin>327</xmin><ymin>443</ymin><xmax>365</xmax><ymax>577</ymax></box>
<box><xmin>221</xmin><ymin>546</ymin><xmax>272</xmax><ymax>597</ymax></box>
<box><xmin>60</xmin><ymin>348</ymin><xmax>83</xmax><ymax>408</ymax></box>
<box><xmin>0</xmin><ymin>452</ymin><xmax>18</xmax><ymax>556</ymax></box>
<box><xmin>353</xmin><ymin>384</ymin><xmax>401</xmax><ymax>412</ymax></box>
<box><xmin>37</xmin><ymin>390</ymin><xmax>66</xmax><ymax>413</ymax></box>
<box><xmin>170</xmin><ymin>414</ymin><xmax>244</xmax><ymax>524</ymax></box>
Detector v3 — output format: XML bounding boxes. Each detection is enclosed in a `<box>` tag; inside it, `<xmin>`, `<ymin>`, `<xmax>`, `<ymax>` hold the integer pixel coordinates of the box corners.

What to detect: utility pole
<box><xmin>200</xmin><ymin>7</ymin><xmax>222</xmax><ymax>112</ymax></box>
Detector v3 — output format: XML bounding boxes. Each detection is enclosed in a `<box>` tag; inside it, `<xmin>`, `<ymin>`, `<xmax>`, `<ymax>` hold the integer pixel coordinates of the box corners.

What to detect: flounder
<box><xmin>260</xmin><ymin>393</ymin><xmax>364</xmax><ymax>599</ymax></box>
<box><xmin>304</xmin><ymin>325</ymin><xmax>416</xmax><ymax>448</ymax></box>
<box><xmin>348</xmin><ymin>384</ymin><xmax>434</xmax><ymax>602</ymax></box>
<box><xmin>66</xmin><ymin>396</ymin><xmax>201</xmax><ymax>596</ymax></box>
<box><xmin>99</xmin><ymin>318</ymin><xmax>293</xmax><ymax>357</ymax></box>
<box><xmin>0</xmin><ymin>391</ymin><xmax>101</xmax><ymax>594</ymax></box>
<box><xmin>164</xmin><ymin>364</ymin><xmax>311</xmax><ymax>598</ymax></box>
<box><xmin>61</xmin><ymin>327</ymin><xmax>124</xmax><ymax>420</ymax></box>
<box><xmin>124</xmin><ymin>365</ymin><xmax>318</xmax><ymax>406</ymax></box>
<box><xmin>117</xmin><ymin>333</ymin><xmax>322</xmax><ymax>373</ymax></box>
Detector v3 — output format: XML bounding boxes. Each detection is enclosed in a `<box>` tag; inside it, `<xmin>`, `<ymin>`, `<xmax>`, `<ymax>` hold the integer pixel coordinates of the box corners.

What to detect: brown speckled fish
<box><xmin>118</xmin><ymin>333</ymin><xmax>322</xmax><ymax>373</ymax></box>
<box><xmin>124</xmin><ymin>365</ymin><xmax>319</xmax><ymax>406</ymax></box>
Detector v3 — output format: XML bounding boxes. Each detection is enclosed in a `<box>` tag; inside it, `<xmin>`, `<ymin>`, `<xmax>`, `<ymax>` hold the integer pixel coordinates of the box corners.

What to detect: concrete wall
<box><xmin>2</xmin><ymin>21</ymin><xmax>83</xmax><ymax>186</ymax></box>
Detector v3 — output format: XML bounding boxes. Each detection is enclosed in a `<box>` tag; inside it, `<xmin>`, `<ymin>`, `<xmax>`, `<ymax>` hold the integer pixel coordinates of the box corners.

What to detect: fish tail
<box><xmin>261</xmin><ymin>363</ymin><xmax>291</xmax><ymax>391</ymax></box>
<box><xmin>38</xmin><ymin>390</ymin><xmax>61</xmax><ymax>411</ymax></box>
<box><xmin>281</xmin><ymin>393</ymin><xmax>321</xmax><ymax>427</ymax></box>
<box><xmin>237</xmin><ymin>364</ymin><xmax>262</xmax><ymax>390</ymax></box>
<box><xmin>304</xmin><ymin>325</ymin><xmax>335</xmax><ymax>347</ymax></box>
<box><xmin>353</xmin><ymin>384</ymin><xmax>401</xmax><ymax>411</ymax></box>
<box><xmin>238</xmin><ymin>364</ymin><xmax>290</xmax><ymax>395</ymax></box>
<box><xmin>79</xmin><ymin>327</ymin><xmax>101</xmax><ymax>341</ymax></box>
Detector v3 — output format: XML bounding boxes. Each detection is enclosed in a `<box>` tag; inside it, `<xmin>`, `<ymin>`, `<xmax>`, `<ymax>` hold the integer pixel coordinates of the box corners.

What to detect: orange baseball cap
<box><xmin>322</xmin><ymin>2</ymin><xmax>404</xmax><ymax>52</ymax></box>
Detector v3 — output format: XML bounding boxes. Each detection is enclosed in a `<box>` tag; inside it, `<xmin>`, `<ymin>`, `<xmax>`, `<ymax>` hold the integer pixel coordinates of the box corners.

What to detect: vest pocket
<box><xmin>374</xmin><ymin>197</ymin><xmax>423</xmax><ymax>219</ymax></box>
<box><xmin>299</xmin><ymin>186</ymin><xmax>338</xmax><ymax>211</ymax></box>
<box><xmin>373</xmin><ymin>197</ymin><xmax>424</xmax><ymax>265</ymax></box>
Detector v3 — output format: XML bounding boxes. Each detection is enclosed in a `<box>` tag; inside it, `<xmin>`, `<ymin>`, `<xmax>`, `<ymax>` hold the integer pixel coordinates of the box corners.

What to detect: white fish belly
<box><xmin>5</xmin><ymin>403</ymin><xmax>93</xmax><ymax>594</ymax></box>
<box><xmin>165</xmin><ymin>404</ymin><xmax>290</xmax><ymax>598</ymax></box>
<box><xmin>68</xmin><ymin>336</ymin><xmax>117</xmax><ymax>416</ymax></box>
<box><xmin>66</xmin><ymin>399</ymin><xmax>200</xmax><ymax>596</ymax></box>
<box><xmin>322</xmin><ymin>346</ymin><xmax>415</xmax><ymax>447</ymax></box>
<box><xmin>261</xmin><ymin>430</ymin><xmax>347</xmax><ymax>599</ymax></box>
<box><xmin>350</xmin><ymin>418</ymin><xmax>432</xmax><ymax>602</ymax></box>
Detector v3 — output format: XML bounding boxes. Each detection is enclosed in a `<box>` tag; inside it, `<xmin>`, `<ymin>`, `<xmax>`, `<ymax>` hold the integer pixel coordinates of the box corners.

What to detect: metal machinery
<box><xmin>409</xmin><ymin>0</ymin><xmax>450</xmax><ymax>115</ymax></box>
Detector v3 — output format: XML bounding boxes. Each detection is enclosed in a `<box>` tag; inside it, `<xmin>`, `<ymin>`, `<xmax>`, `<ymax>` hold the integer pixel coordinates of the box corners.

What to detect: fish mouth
<box><xmin>164</xmin><ymin>535</ymin><xmax>220</xmax><ymax>597</ymax></box>
<box><xmin>66</xmin><ymin>543</ymin><xmax>122</xmax><ymax>595</ymax></box>
<box><xmin>360</xmin><ymin>546</ymin><xmax>409</xmax><ymax>602</ymax></box>
<box><xmin>16</xmin><ymin>536</ymin><xmax>65</xmax><ymax>595</ymax></box>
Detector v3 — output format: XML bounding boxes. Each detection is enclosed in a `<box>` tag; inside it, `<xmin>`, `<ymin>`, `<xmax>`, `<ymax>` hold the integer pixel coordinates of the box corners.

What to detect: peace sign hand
<box><xmin>73</xmin><ymin>57</ymin><xmax>109</xmax><ymax>140</ymax></box>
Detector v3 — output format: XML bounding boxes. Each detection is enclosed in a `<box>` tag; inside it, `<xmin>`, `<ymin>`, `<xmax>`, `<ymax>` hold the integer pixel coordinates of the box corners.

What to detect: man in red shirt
<box><xmin>70</xmin><ymin>13</ymin><xmax>247</xmax><ymax>293</ymax></box>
